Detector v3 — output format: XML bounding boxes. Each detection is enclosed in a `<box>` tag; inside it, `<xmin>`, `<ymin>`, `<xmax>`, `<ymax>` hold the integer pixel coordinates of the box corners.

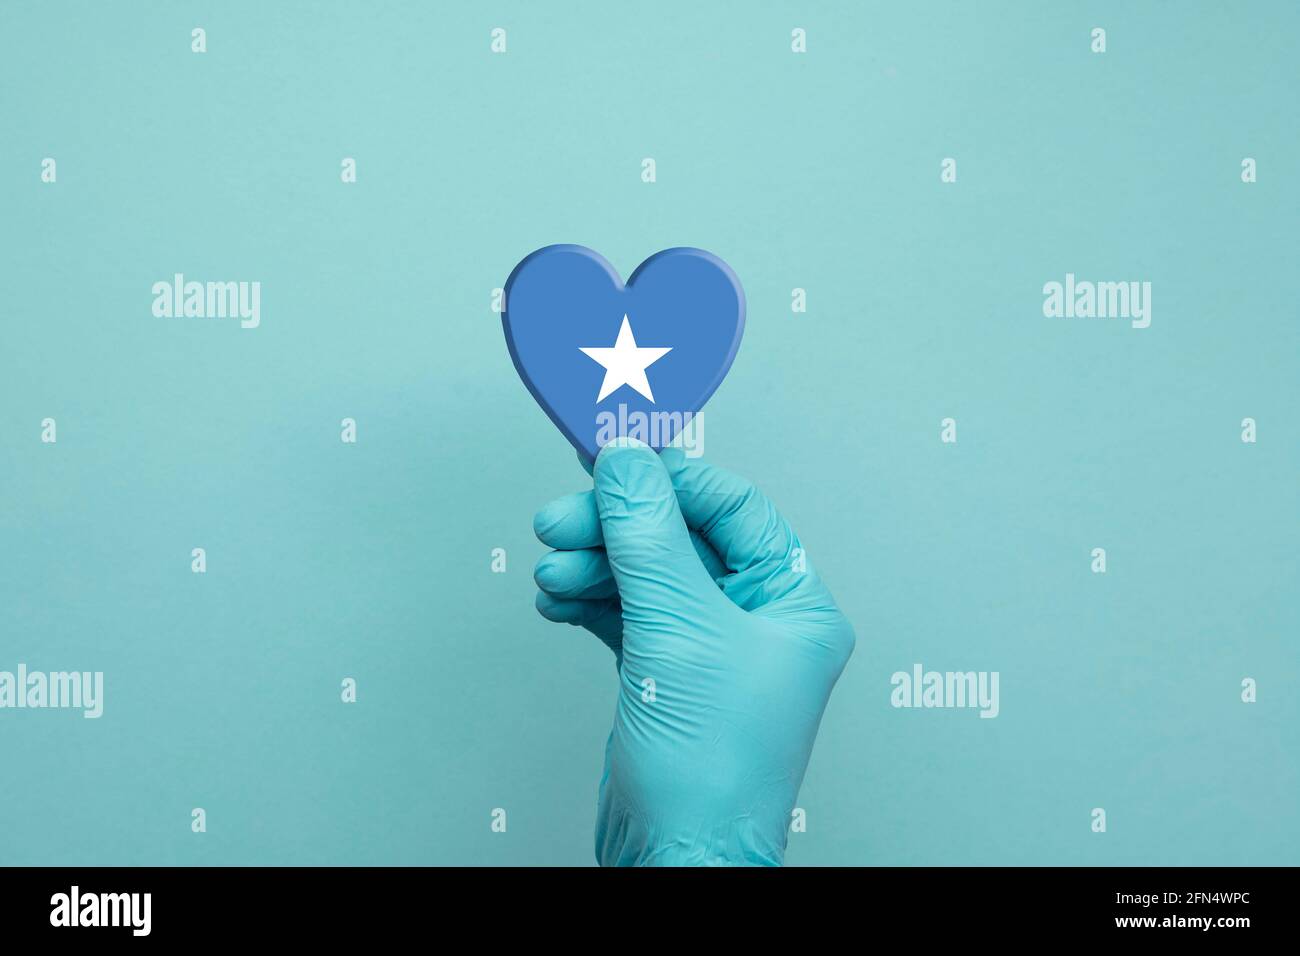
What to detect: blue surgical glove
<box><xmin>532</xmin><ymin>439</ymin><xmax>855</xmax><ymax>866</ymax></box>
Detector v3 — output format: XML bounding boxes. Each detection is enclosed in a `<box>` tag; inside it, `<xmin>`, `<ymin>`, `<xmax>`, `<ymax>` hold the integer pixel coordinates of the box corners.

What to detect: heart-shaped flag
<box><xmin>502</xmin><ymin>245</ymin><xmax>745</xmax><ymax>462</ymax></box>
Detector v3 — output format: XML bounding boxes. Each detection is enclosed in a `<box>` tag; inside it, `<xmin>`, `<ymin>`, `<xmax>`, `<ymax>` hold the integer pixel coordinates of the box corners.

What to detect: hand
<box><xmin>532</xmin><ymin>439</ymin><xmax>856</xmax><ymax>866</ymax></box>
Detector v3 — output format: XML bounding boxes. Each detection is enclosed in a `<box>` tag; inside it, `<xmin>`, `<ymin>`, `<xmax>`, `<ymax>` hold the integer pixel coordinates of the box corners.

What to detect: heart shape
<box><xmin>502</xmin><ymin>245</ymin><xmax>746</xmax><ymax>462</ymax></box>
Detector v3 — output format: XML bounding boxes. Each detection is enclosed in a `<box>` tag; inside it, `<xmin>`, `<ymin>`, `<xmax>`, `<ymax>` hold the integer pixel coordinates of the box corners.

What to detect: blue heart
<box><xmin>502</xmin><ymin>245</ymin><xmax>746</xmax><ymax>462</ymax></box>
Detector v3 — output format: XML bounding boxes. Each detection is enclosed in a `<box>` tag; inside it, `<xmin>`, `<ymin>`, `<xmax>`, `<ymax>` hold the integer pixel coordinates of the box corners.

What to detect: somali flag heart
<box><xmin>502</xmin><ymin>245</ymin><xmax>745</xmax><ymax>462</ymax></box>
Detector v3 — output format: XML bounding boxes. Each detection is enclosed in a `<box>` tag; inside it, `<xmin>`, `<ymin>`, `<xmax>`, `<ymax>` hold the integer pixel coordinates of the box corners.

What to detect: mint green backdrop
<box><xmin>2</xmin><ymin>2</ymin><xmax>1296</xmax><ymax>866</ymax></box>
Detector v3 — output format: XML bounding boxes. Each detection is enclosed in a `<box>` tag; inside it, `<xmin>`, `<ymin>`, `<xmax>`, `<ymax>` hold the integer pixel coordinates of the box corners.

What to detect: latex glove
<box><xmin>532</xmin><ymin>439</ymin><xmax>855</xmax><ymax>866</ymax></box>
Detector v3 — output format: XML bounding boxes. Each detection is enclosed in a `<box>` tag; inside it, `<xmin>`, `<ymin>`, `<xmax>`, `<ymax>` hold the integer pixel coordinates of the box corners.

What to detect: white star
<box><xmin>579</xmin><ymin>315</ymin><xmax>672</xmax><ymax>403</ymax></box>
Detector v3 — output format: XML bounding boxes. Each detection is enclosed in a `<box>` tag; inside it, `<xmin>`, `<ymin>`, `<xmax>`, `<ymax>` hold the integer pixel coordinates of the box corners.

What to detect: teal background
<box><xmin>1</xmin><ymin>1</ymin><xmax>1296</xmax><ymax>866</ymax></box>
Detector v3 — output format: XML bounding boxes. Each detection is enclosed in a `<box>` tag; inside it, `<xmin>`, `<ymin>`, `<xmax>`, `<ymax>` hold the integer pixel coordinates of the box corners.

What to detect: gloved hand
<box><xmin>532</xmin><ymin>438</ymin><xmax>855</xmax><ymax>866</ymax></box>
